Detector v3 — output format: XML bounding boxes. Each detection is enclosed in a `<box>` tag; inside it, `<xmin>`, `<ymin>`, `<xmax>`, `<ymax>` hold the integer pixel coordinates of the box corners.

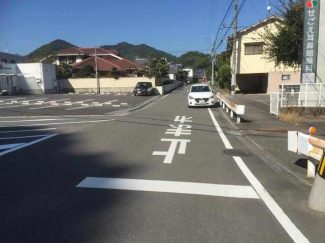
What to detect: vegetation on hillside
<box><xmin>263</xmin><ymin>0</ymin><xmax>303</xmax><ymax>68</ymax></box>
<box><xmin>174</xmin><ymin>51</ymin><xmax>211</xmax><ymax>69</ymax></box>
<box><xmin>27</xmin><ymin>39</ymin><xmax>76</xmax><ymax>60</ymax></box>
<box><xmin>101</xmin><ymin>42</ymin><xmax>177</xmax><ymax>62</ymax></box>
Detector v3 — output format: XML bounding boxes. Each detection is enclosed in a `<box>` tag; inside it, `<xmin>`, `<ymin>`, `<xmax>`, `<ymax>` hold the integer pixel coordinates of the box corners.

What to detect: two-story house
<box><xmin>229</xmin><ymin>16</ymin><xmax>300</xmax><ymax>93</ymax></box>
<box><xmin>53</xmin><ymin>47</ymin><xmax>139</xmax><ymax>72</ymax></box>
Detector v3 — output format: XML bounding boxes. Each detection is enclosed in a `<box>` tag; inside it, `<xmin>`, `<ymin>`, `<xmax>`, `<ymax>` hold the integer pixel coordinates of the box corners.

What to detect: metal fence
<box><xmin>270</xmin><ymin>83</ymin><xmax>325</xmax><ymax>116</ymax></box>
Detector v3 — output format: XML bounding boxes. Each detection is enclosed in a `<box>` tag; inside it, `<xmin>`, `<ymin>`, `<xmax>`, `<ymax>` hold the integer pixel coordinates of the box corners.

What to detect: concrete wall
<box><xmin>233</xmin><ymin>20</ymin><xmax>296</xmax><ymax>74</ymax></box>
<box><xmin>60</xmin><ymin>77</ymin><xmax>155</xmax><ymax>93</ymax></box>
<box><xmin>60</xmin><ymin>77</ymin><xmax>179</xmax><ymax>95</ymax></box>
<box><xmin>267</xmin><ymin>71</ymin><xmax>301</xmax><ymax>93</ymax></box>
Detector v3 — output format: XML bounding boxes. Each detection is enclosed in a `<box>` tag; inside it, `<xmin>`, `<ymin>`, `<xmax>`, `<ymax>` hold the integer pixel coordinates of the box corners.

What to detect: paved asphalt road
<box><xmin>0</xmin><ymin>87</ymin><xmax>324</xmax><ymax>242</ymax></box>
<box><xmin>0</xmin><ymin>93</ymin><xmax>152</xmax><ymax>116</ymax></box>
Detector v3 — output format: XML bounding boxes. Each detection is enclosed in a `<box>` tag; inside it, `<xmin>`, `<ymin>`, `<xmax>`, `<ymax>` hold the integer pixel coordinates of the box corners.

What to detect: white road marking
<box><xmin>77</xmin><ymin>178</ymin><xmax>260</xmax><ymax>199</ymax></box>
<box><xmin>0</xmin><ymin>134</ymin><xmax>57</xmax><ymax>157</ymax></box>
<box><xmin>0</xmin><ymin>104</ymin><xmax>29</xmax><ymax>109</ymax></box>
<box><xmin>74</xmin><ymin>99</ymin><xmax>94</xmax><ymax>104</ymax></box>
<box><xmin>208</xmin><ymin>108</ymin><xmax>310</xmax><ymax>243</ymax></box>
<box><xmin>65</xmin><ymin>100</ymin><xmax>118</xmax><ymax>110</ymax></box>
<box><xmin>0</xmin><ymin>135</ymin><xmax>48</xmax><ymax>140</ymax></box>
<box><xmin>19</xmin><ymin>98</ymin><xmax>48</xmax><ymax>102</ymax></box>
<box><xmin>160</xmin><ymin>94</ymin><xmax>170</xmax><ymax>100</ymax></box>
<box><xmin>0</xmin><ymin>119</ymin><xmax>68</xmax><ymax>123</ymax></box>
<box><xmin>47</xmin><ymin>98</ymin><xmax>71</xmax><ymax>103</ymax></box>
<box><xmin>0</xmin><ymin>119</ymin><xmax>115</xmax><ymax>128</ymax></box>
<box><xmin>153</xmin><ymin>138</ymin><xmax>190</xmax><ymax>164</ymax></box>
<box><xmin>208</xmin><ymin>108</ymin><xmax>232</xmax><ymax>149</ymax></box>
<box><xmin>29</xmin><ymin>104</ymin><xmax>67</xmax><ymax>110</ymax></box>
<box><xmin>0</xmin><ymin>128</ymin><xmax>56</xmax><ymax>134</ymax></box>
<box><xmin>252</xmin><ymin>98</ymin><xmax>269</xmax><ymax>106</ymax></box>
<box><xmin>0</xmin><ymin>143</ymin><xmax>24</xmax><ymax>149</ymax></box>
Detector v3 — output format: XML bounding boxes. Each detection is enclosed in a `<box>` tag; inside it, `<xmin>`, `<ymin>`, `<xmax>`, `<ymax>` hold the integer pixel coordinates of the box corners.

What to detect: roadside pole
<box><xmin>95</xmin><ymin>47</ymin><xmax>100</xmax><ymax>94</ymax></box>
<box><xmin>231</xmin><ymin>0</ymin><xmax>238</xmax><ymax>95</ymax></box>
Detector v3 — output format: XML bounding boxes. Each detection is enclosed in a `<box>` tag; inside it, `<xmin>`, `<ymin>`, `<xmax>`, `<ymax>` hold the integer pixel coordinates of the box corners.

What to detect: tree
<box><xmin>110</xmin><ymin>67</ymin><xmax>120</xmax><ymax>80</ymax></box>
<box><xmin>72</xmin><ymin>65</ymin><xmax>95</xmax><ymax>78</ymax></box>
<box><xmin>176</xmin><ymin>70</ymin><xmax>189</xmax><ymax>83</ymax></box>
<box><xmin>143</xmin><ymin>58</ymin><xmax>169</xmax><ymax>78</ymax></box>
<box><xmin>56</xmin><ymin>64</ymin><xmax>72</xmax><ymax>79</ymax></box>
<box><xmin>217</xmin><ymin>64</ymin><xmax>231</xmax><ymax>89</ymax></box>
<box><xmin>263</xmin><ymin>0</ymin><xmax>304</xmax><ymax>68</ymax></box>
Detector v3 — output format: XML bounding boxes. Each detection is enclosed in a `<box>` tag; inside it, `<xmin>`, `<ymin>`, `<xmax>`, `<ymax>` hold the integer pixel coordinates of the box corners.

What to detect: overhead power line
<box><xmin>214</xmin><ymin>0</ymin><xmax>248</xmax><ymax>54</ymax></box>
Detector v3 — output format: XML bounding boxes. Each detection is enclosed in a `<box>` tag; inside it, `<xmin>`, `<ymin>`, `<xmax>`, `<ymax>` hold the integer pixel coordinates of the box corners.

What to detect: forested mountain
<box><xmin>27</xmin><ymin>39</ymin><xmax>76</xmax><ymax>60</ymax></box>
<box><xmin>101</xmin><ymin>42</ymin><xmax>177</xmax><ymax>62</ymax></box>
<box><xmin>174</xmin><ymin>51</ymin><xmax>211</xmax><ymax>69</ymax></box>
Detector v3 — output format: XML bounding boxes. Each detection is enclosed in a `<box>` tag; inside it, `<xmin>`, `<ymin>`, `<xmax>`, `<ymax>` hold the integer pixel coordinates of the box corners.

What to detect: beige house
<box><xmin>229</xmin><ymin>16</ymin><xmax>301</xmax><ymax>93</ymax></box>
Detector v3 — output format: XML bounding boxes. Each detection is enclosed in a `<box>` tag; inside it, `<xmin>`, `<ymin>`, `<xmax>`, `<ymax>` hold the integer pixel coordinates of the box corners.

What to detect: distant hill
<box><xmin>101</xmin><ymin>42</ymin><xmax>177</xmax><ymax>62</ymax></box>
<box><xmin>27</xmin><ymin>39</ymin><xmax>77</xmax><ymax>60</ymax></box>
<box><xmin>174</xmin><ymin>51</ymin><xmax>211</xmax><ymax>69</ymax></box>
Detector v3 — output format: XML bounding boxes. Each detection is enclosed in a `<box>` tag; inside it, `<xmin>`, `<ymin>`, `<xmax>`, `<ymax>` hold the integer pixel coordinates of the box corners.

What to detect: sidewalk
<box><xmin>220</xmin><ymin>93</ymin><xmax>325</xmax><ymax>188</ymax></box>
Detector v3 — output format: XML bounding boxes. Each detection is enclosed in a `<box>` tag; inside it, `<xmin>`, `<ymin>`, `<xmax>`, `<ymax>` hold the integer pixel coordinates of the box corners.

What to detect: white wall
<box><xmin>183</xmin><ymin>68</ymin><xmax>193</xmax><ymax>77</ymax></box>
<box><xmin>15</xmin><ymin>63</ymin><xmax>56</xmax><ymax>94</ymax></box>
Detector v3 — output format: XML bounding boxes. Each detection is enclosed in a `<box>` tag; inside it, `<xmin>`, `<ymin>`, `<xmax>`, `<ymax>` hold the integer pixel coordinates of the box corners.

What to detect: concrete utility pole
<box><xmin>211</xmin><ymin>36</ymin><xmax>215</xmax><ymax>86</ymax></box>
<box><xmin>95</xmin><ymin>47</ymin><xmax>100</xmax><ymax>94</ymax></box>
<box><xmin>231</xmin><ymin>0</ymin><xmax>238</xmax><ymax>95</ymax></box>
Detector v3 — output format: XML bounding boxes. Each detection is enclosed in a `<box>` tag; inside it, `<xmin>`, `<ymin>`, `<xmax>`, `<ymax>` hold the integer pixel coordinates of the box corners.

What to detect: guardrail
<box><xmin>217</xmin><ymin>93</ymin><xmax>245</xmax><ymax>123</ymax></box>
<box><xmin>288</xmin><ymin>127</ymin><xmax>325</xmax><ymax>213</ymax></box>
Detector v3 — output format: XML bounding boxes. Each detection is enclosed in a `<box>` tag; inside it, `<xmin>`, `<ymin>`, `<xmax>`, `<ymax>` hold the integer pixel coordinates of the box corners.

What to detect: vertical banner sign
<box><xmin>302</xmin><ymin>0</ymin><xmax>320</xmax><ymax>83</ymax></box>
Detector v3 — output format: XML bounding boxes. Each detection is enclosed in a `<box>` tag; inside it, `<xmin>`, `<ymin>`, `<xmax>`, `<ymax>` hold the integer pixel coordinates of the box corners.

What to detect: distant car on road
<box><xmin>133</xmin><ymin>82</ymin><xmax>154</xmax><ymax>96</ymax></box>
<box><xmin>187</xmin><ymin>84</ymin><xmax>215</xmax><ymax>107</ymax></box>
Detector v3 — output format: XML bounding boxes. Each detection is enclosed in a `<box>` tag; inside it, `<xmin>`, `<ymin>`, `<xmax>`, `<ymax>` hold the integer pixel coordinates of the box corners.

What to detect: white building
<box><xmin>0</xmin><ymin>63</ymin><xmax>57</xmax><ymax>94</ymax></box>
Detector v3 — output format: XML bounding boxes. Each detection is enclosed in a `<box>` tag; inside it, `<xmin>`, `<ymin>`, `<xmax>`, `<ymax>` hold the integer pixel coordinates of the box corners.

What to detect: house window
<box><xmin>1</xmin><ymin>59</ymin><xmax>7</xmax><ymax>63</ymax></box>
<box><xmin>282</xmin><ymin>75</ymin><xmax>291</xmax><ymax>81</ymax></box>
<box><xmin>245</xmin><ymin>43</ymin><xmax>264</xmax><ymax>55</ymax></box>
<box><xmin>10</xmin><ymin>60</ymin><xmax>16</xmax><ymax>64</ymax></box>
<box><xmin>68</xmin><ymin>56</ymin><xmax>76</xmax><ymax>64</ymax></box>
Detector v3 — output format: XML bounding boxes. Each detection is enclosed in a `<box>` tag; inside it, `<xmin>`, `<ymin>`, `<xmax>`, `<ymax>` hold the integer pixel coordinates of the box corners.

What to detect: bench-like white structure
<box><xmin>217</xmin><ymin>93</ymin><xmax>245</xmax><ymax>123</ymax></box>
<box><xmin>288</xmin><ymin>130</ymin><xmax>325</xmax><ymax>213</ymax></box>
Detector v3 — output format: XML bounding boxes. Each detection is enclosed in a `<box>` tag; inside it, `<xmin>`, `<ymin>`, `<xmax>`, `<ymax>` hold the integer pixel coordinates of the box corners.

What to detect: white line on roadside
<box><xmin>252</xmin><ymin>98</ymin><xmax>269</xmax><ymax>106</ymax></box>
<box><xmin>19</xmin><ymin>98</ymin><xmax>48</xmax><ymax>102</ymax></box>
<box><xmin>0</xmin><ymin>119</ymin><xmax>115</xmax><ymax>128</ymax></box>
<box><xmin>0</xmin><ymin>135</ymin><xmax>48</xmax><ymax>140</ymax></box>
<box><xmin>207</xmin><ymin>108</ymin><xmax>310</xmax><ymax>243</ymax></box>
<box><xmin>29</xmin><ymin>104</ymin><xmax>67</xmax><ymax>110</ymax></box>
<box><xmin>0</xmin><ymin>104</ymin><xmax>29</xmax><ymax>109</ymax></box>
<box><xmin>208</xmin><ymin>108</ymin><xmax>232</xmax><ymax>149</ymax></box>
<box><xmin>77</xmin><ymin>177</ymin><xmax>260</xmax><ymax>199</ymax></box>
<box><xmin>74</xmin><ymin>99</ymin><xmax>95</xmax><ymax>104</ymax></box>
<box><xmin>47</xmin><ymin>98</ymin><xmax>71</xmax><ymax>103</ymax></box>
<box><xmin>65</xmin><ymin>100</ymin><xmax>118</xmax><ymax>110</ymax></box>
<box><xmin>0</xmin><ymin>128</ymin><xmax>56</xmax><ymax>134</ymax></box>
<box><xmin>160</xmin><ymin>94</ymin><xmax>170</xmax><ymax>100</ymax></box>
<box><xmin>0</xmin><ymin>143</ymin><xmax>24</xmax><ymax>149</ymax></box>
<box><xmin>0</xmin><ymin>119</ymin><xmax>68</xmax><ymax>123</ymax></box>
<box><xmin>0</xmin><ymin>134</ymin><xmax>57</xmax><ymax>157</ymax></box>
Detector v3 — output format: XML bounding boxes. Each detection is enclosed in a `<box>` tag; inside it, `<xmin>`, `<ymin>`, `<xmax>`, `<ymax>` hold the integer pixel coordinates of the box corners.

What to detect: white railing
<box><xmin>270</xmin><ymin>83</ymin><xmax>325</xmax><ymax>116</ymax></box>
<box><xmin>280</xmin><ymin>83</ymin><xmax>325</xmax><ymax>108</ymax></box>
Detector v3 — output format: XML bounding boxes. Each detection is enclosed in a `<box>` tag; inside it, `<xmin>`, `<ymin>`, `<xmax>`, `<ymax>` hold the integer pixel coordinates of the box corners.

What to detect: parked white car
<box><xmin>187</xmin><ymin>84</ymin><xmax>215</xmax><ymax>107</ymax></box>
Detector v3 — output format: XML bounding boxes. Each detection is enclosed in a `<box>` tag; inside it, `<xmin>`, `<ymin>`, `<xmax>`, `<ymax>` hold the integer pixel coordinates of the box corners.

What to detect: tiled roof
<box><xmin>71</xmin><ymin>57</ymin><xmax>123</xmax><ymax>71</ymax></box>
<box><xmin>78</xmin><ymin>47</ymin><xmax>116</xmax><ymax>55</ymax></box>
<box><xmin>55</xmin><ymin>47</ymin><xmax>118</xmax><ymax>56</ymax></box>
<box><xmin>55</xmin><ymin>47</ymin><xmax>85</xmax><ymax>55</ymax></box>
<box><xmin>104</xmin><ymin>57</ymin><xmax>140</xmax><ymax>69</ymax></box>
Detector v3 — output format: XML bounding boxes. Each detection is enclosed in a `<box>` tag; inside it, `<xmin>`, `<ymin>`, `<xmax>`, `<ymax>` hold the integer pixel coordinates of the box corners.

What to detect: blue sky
<box><xmin>0</xmin><ymin>0</ymin><xmax>277</xmax><ymax>56</ymax></box>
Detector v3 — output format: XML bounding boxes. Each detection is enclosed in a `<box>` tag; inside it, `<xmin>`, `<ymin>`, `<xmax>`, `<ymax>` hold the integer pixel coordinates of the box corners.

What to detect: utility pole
<box><xmin>231</xmin><ymin>0</ymin><xmax>238</xmax><ymax>95</ymax></box>
<box><xmin>95</xmin><ymin>47</ymin><xmax>100</xmax><ymax>94</ymax></box>
<box><xmin>210</xmin><ymin>36</ymin><xmax>215</xmax><ymax>86</ymax></box>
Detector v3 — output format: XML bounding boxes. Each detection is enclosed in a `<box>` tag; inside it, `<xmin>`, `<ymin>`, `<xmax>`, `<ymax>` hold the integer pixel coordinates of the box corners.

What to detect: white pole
<box><xmin>95</xmin><ymin>47</ymin><xmax>100</xmax><ymax>94</ymax></box>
